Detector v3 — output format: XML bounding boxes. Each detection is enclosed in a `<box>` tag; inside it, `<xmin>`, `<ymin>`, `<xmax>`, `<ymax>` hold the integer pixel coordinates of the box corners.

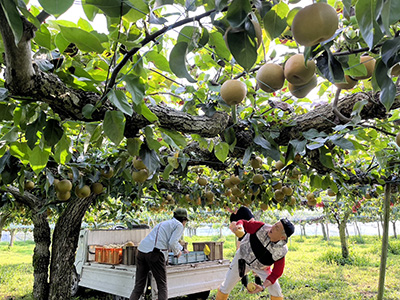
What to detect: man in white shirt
<box><xmin>129</xmin><ymin>208</ymin><xmax>189</xmax><ymax>300</ymax></box>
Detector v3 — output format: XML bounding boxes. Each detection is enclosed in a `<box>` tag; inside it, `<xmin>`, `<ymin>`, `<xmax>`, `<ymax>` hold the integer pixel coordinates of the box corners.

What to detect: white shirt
<box><xmin>138</xmin><ymin>218</ymin><xmax>184</xmax><ymax>259</ymax></box>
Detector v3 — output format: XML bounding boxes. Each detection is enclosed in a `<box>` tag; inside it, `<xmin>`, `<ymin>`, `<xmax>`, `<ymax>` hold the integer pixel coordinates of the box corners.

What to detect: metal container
<box><xmin>168</xmin><ymin>251</ymin><xmax>207</xmax><ymax>265</ymax></box>
<box><xmin>122</xmin><ymin>246</ymin><xmax>137</xmax><ymax>265</ymax></box>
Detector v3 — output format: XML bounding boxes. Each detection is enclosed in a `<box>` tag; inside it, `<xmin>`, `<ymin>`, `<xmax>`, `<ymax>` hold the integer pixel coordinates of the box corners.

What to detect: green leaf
<box><xmin>127</xmin><ymin>137</ymin><xmax>142</xmax><ymax>157</ymax></box>
<box><xmin>82</xmin><ymin>3</ymin><xmax>99</xmax><ymax>21</ymax></box>
<box><xmin>169</xmin><ymin>42</ymin><xmax>196</xmax><ymax>83</ymax></box>
<box><xmin>38</xmin><ymin>0</ymin><xmax>74</xmax><ymax>15</ymax></box>
<box><xmin>381</xmin><ymin>37</ymin><xmax>400</xmax><ymax>67</ymax></box>
<box><xmin>345</xmin><ymin>55</ymin><xmax>370</xmax><ymax>78</ymax></box>
<box><xmin>316</xmin><ymin>49</ymin><xmax>344</xmax><ymax>84</ymax></box>
<box><xmin>160</xmin><ymin>129</ymin><xmax>187</xmax><ymax>149</ymax></box>
<box><xmin>226</xmin><ymin>0</ymin><xmax>251</xmax><ymax>28</ymax></box>
<box><xmin>0</xmin><ymin>0</ymin><xmax>23</xmax><ymax>45</ymax></box>
<box><xmin>342</xmin><ymin>0</ymin><xmax>352</xmax><ymax>19</ymax></box>
<box><xmin>29</xmin><ymin>146</ymin><xmax>50</xmax><ymax>175</ymax></box>
<box><xmin>198</xmin><ymin>27</ymin><xmax>209</xmax><ymax>48</ymax></box>
<box><xmin>167</xmin><ymin>156</ymin><xmax>179</xmax><ymax>169</ymax></box>
<box><xmin>243</xmin><ymin>147</ymin><xmax>252</xmax><ymax>166</ymax></box>
<box><xmin>53</xmin><ymin>134</ymin><xmax>72</xmax><ymax>165</ymax></box>
<box><xmin>122</xmin><ymin>0</ymin><xmax>149</xmax><ymax>22</ymax></box>
<box><xmin>43</xmin><ymin>119</ymin><xmax>64</xmax><ymax>147</ymax></box>
<box><xmin>322</xmin><ymin>176</ymin><xmax>332</xmax><ymax>190</ymax></box>
<box><xmin>286</xmin><ymin>6</ymin><xmax>300</xmax><ymax>27</ymax></box>
<box><xmin>86</xmin><ymin>0</ymin><xmax>131</xmax><ymax>17</ymax></box>
<box><xmin>145</xmin><ymin>51</ymin><xmax>171</xmax><ymax>72</ymax></box>
<box><xmin>34</xmin><ymin>25</ymin><xmax>52</xmax><ymax>49</ymax></box>
<box><xmin>387</xmin><ymin>0</ymin><xmax>400</xmax><ymax>25</ymax></box>
<box><xmin>144</xmin><ymin>126</ymin><xmax>162</xmax><ymax>150</ymax></box>
<box><xmin>209</xmin><ymin>31</ymin><xmax>231</xmax><ymax>61</ymax></box>
<box><xmin>133</xmin><ymin>102</ymin><xmax>158</xmax><ymax>122</ymax></box>
<box><xmin>289</xmin><ymin>139</ymin><xmax>307</xmax><ymax>154</ymax></box>
<box><xmin>82</xmin><ymin>104</ymin><xmax>95</xmax><ymax>119</ymax></box>
<box><xmin>108</xmin><ymin>89</ymin><xmax>134</xmax><ymax>116</ymax></box>
<box><xmin>331</xmin><ymin>137</ymin><xmax>356</xmax><ymax>150</ymax></box>
<box><xmin>374</xmin><ymin>59</ymin><xmax>396</xmax><ymax>111</ymax></box>
<box><xmin>162</xmin><ymin>164</ymin><xmax>174</xmax><ymax>180</ymax></box>
<box><xmin>10</xmin><ymin>142</ymin><xmax>29</xmax><ymax>165</ymax></box>
<box><xmin>125</xmin><ymin>75</ymin><xmax>145</xmax><ymax>105</ymax></box>
<box><xmin>263</xmin><ymin>2</ymin><xmax>289</xmax><ymax>40</ymax></box>
<box><xmin>214</xmin><ymin>142</ymin><xmax>229</xmax><ymax>162</ymax></box>
<box><xmin>59</xmin><ymin>25</ymin><xmax>104</xmax><ymax>53</ymax></box>
<box><xmin>55</xmin><ymin>33</ymin><xmax>70</xmax><ymax>53</ymax></box>
<box><xmin>356</xmin><ymin>0</ymin><xmax>384</xmax><ymax>50</ymax></box>
<box><xmin>303</xmin><ymin>129</ymin><xmax>328</xmax><ymax>140</ymax></box>
<box><xmin>103</xmin><ymin>110</ymin><xmax>125</xmax><ymax>145</ymax></box>
<box><xmin>254</xmin><ymin>135</ymin><xmax>280</xmax><ymax>161</ymax></box>
<box><xmin>319</xmin><ymin>146</ymin><xmax>334</xmax><ymax>169</ymax></box>
<box><xmin>225</xmin><ymin>27</ymin><xmax>257</xmax><ymax>71</ymax></box>
<box><xmin>0</xmin><ymin>103</ymin><xmax>13</xmax><ymax>121</ymax></box>
<box><xmin>224</xmin><ymin>127</ymin><xmax>236</xmax><ymax>145</ymax></box>
<box><xmin>310</xmin><ymin>174</ymin><xmax>322</xmax><ymax>189</ymax></box>
<box><xmin>177</xmin><ymin>26</ymin><xmax>200</xmax><ymax>52</ymax></box>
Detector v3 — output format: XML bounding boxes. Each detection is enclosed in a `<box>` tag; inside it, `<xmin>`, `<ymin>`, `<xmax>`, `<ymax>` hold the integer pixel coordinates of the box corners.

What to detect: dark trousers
<box><xmin>129</xmin><ymin>250</ymin><xmax>167</xmax><ymax>300</ymax></box>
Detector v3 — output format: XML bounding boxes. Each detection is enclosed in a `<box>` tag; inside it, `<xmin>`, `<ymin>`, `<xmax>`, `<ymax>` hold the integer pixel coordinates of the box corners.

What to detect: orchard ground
<box><xmin>1</xmin><ymin>234</ymin><xmax>400</xmax><ymax>300</ymax></box>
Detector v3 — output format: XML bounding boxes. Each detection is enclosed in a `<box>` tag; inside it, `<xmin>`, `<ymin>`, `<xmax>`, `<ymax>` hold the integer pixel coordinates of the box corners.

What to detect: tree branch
<box><xmin>106</xmin><ymin>8</ymin><xmax>220</xmax><ymax>91</ymax></box>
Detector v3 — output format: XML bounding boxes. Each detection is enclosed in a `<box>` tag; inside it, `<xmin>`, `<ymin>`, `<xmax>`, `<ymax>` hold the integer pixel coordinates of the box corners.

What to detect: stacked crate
<box><xmin>192</xmin><ymin>241</ymin><xmax>224</xmax><ymax>261</ymax></box>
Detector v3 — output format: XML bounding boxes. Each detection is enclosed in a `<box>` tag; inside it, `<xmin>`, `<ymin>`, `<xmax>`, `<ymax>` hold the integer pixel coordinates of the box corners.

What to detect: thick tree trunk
<box><xmin>378</xmin><ymin>184</ymin><xmax>391</xmax><ymax>300</ymax></box>
<box><xmin>321</xmin><ymin>222</ymin><xmax>327</xmax><ymax>240</ymax></box>
<box><xmin>48</xmin><ymin>195</ymin><xmax>95</xmax><ymax>300</ymax></box>
<box><xmin>31</xmin><ymin>211</ymin><xmax>51</xmax><ymax>300</ymax></box>
<box><xmin>354</xmin><ymin>221</ymin><xmax>361</xmax><ymax>238</ymax></box>
<box><xmin>9</xmin><ymin>228</ymin><xmax>15</xmax><ymax>247</ymax></box>
<box><xmin>326</xmin><ymin>223</ymin><xmax>330</xmax><ymax>241</ymax></box>
<box><xmin>377</xmin><ymin>221</ymin><xmax>381</xmax><ymax>238</ymax></box>
<box><xmin>338</xmin><ymin>212</ymin><xmax>350</xmax><ymax>259</ymax></box>
<box><xmin>0</xmin><ymin>212</ymin><xmax>11</xmax><ymax>241</ymax></box>
<box><xmin>301</xmin><ymin>224</ymin><xmax>306</xmax><ymax>236</ymax></box>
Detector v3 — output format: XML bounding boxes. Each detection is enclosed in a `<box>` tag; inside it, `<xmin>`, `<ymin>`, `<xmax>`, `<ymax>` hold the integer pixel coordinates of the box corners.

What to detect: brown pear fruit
<box><xmin>220</xmin><ymin>80</ymin><xmax>247</xmax><ymax>106</ymax></box>
<box><xmin>353</xmin><ymin>55</ymin><xmax>376</xmax><ymax>80</ymax></box>
<box><xmin>24</xmin><ymin>180</ymin><xmax>35</xmax><ymax>190</ymax></box>
<box><xmin>56</xmin><ymin>179</ymin><xmax>72</xmax><ymax>193</ymax></box>
<box><xmin>256</xmin><ymin>63</ymin><xmax>285</xmax><ymax>93</ymax></box>
<box><xmin>334</xmin><ymin>75</ymin><xmax>358</xmax><ymax>90</ymax></box>
<box><xmin>288</xmin><ymin>74</ymin><xmax>317</xmax><ymax>98</ymax></box>
<box><xmin>292</xmin><ymin>2</ymin><xmax>338</xmax><ymax>47</ymax></box>
<box><xmin>132</xmin><ymin>169</ymin><xmax>149</xmax><ymax>183</ymax></box>
<box><xmin>390</xmin><ymin>63</ymin><xmax>400</xmax><ymax>77</ymax></box>
<box><xmin>92</xmin><ymin>182</ymin><xmax>104</xmax><ymax>195</ymax></box>
<box><xmin>133</xmin><ymin>157</ymin><xmax>147</xmax><ymax>170</ymax></box>
<box><xmin>198</xmin><ymin>177</ymin><xmax>208</xmax><ymax>186</ymax></box>
<box><xmin>284</xmin><ymin>54</ymin><xmax>316</xmax><ymax>85</ymax></box>
<box><xmin>275</xmin><ymin>160</ymin><xmax>285</xmax><ymax>171</ymax></box>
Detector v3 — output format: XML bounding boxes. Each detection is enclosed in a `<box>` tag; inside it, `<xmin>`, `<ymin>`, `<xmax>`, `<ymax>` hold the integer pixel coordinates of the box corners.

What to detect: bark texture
<box><xmin>48</xmin><ymin>195</ymin><xmax>95</xmax><ymax>300</ymax></box>
<box><xmin>337</xmin><ymin>211</ymin><xmax>350</xmax><ymax>259</ymax></box>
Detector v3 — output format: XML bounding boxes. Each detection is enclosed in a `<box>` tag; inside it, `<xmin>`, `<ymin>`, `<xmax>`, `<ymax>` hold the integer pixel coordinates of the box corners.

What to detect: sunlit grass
<box><xmin>1</xmin><ymin>235</ymin><xmax>400</xmax><ymax>299</ymax></box>
<box><xmin>0</xmin><ymin>241</ymin><xmax>35</xmax><ymax>299</ymax></box>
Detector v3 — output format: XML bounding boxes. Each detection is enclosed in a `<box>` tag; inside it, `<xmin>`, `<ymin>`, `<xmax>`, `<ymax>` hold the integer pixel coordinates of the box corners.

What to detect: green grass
<box><xmin>1</xmin><ymin>236</ymin><xmax>400</xmax><ymax>300</ymax></box>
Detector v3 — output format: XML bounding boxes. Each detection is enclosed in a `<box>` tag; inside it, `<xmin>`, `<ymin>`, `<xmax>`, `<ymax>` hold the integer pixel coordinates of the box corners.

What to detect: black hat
<box><xmin>280</xmin><ymin>218</ymin><xmax>295</xmax><ymax>238</ymax></box>
<box><xmin>174</xmin><ymin>208</ymin><xmax>189</xmax><ymax>221</ymax></box>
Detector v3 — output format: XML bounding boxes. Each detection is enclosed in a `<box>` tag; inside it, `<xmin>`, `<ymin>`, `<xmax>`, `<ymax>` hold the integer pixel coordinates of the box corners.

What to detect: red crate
<box><xmin>95</xmin><ymin>247</ymin><xmax>104</xmax><ymax>263</ymax></box>
<box><xmin>103</xmin><ymin>248</ymin><xmax>122</xmax><ymax>264</ymax></box>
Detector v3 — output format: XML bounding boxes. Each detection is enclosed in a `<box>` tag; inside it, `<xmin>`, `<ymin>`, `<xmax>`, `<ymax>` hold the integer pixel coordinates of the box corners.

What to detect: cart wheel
<box><xmin>186</xmin><ymin>290</ymin><xmax>210</xmax><ymax>300</ymax></box>
<box><xmin>70</xmin><ymin>267</ymin><xmax>80</xmax><ymax>297</ymax></box>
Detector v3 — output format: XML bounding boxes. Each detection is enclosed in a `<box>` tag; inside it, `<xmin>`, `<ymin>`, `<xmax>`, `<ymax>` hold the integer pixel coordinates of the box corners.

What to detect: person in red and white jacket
<box><xmin>215</xmin><ymin>218</ymin><xmax>295</xmax><ymax>300</ymax></box>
